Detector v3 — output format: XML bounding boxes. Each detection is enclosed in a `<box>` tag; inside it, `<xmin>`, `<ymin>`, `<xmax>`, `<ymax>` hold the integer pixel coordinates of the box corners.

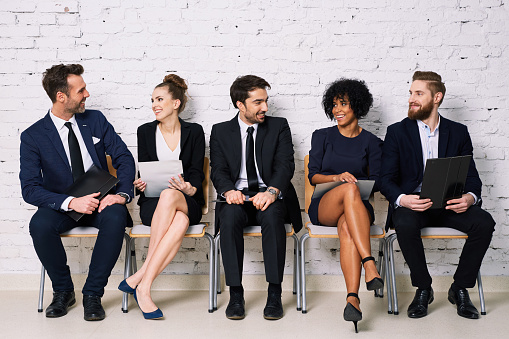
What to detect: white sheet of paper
<box><xmin>138</xmin><ymin>160</ymin><xmax>183</xmax><ymax>198</ymax></box>
<box><xmin>312</xmin><ymin>180</ymin><xmax>375</xmax><ymax>200</ymax></box>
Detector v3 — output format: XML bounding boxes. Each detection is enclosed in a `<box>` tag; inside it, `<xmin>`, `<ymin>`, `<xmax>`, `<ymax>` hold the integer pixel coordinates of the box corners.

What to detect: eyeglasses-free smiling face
<box><xmin>63</xmin><ymin>74</ymin><xmax>89</xmax><ymax>115</ymax></box>
<box><xmin>238</xmin><ymin>88</ymin><xmax>269</xmax><ymax>125</ymax></box>
<box><xmin>408</xmin><ymin>80</ymin><xmax>435</xmax><ymax>121</ymax></box>
<box><xmin>332</xmin><ymin>95</ymin><xmax>357</xmax><ymax>127</ymax></box>
<box><xmin>151</xmin><ymin>87</ymin><xmax>181</xmax><ymax>121</ymax></box>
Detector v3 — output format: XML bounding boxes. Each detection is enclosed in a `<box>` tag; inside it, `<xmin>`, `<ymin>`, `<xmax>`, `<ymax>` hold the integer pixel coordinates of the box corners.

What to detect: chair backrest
<box><xmin>106</xmin><ymin>155</ymin><xmax>117</xmax><ymax>177</ymax></box>
<box><xmin>202</xmin><ymin>157</ymin><xmax>210</xmax><ymax>215</ymax></box>
<box><xmin>304</xmin><ymin>155</ymin><xmax>313</xmax><ymax>214</ymax></box>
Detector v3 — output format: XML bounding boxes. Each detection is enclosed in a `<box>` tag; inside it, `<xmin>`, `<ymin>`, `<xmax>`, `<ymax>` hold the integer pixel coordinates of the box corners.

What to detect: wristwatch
<box><xmin>267</xmin><ymin>188</ymin><xmax>277</xmax><ymax>196</ymax></box>
<box><xmin>116</xmin><ymin>192</ymin><xmax>131</xmax><ymax>204</ymax></box>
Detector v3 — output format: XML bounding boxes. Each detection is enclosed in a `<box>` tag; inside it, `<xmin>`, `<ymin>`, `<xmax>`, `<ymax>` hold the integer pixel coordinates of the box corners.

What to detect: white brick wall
<box><xmin>1</xmin><ymin>0</ymin><xmax>508</xmax><ymax>278</ymax></box>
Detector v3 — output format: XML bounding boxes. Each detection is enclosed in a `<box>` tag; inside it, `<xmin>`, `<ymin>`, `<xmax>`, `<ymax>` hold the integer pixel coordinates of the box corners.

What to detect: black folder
<box><xmin>420</xmin><ymin>155</ymin><xmax>472</xmax><ymax>209</ymax></box>
<box><xmin>64</xmin><ymin>165</ymin><xmax>119</xmax><ymax>221</ymax></box>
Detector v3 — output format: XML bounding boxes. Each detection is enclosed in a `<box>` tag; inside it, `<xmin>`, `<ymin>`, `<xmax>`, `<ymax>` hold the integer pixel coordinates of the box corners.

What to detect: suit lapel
<box><xmin>43</xmin><ymin>113</ymin><xmax>71</xmax><ymax>170</ymax></box>
<box><xmin>76</xmin><ymin>114</ymin><xmax>101</xmax><ymax>166</ymax></box>
<box><xmin>255</xmin><ymin>121</ymin><xmax>266</xmax><ymax>178</ymax></box>
<box><xmin>180</xmin><ymin>118</ymin><xmax>190</xmax><ymax>157</ymax></box>
<box><xmin>438</xmin><ymin>117</ymin><xmax>449</xmax><ymax>157</ymax></box>
<box><xmin>229</xmin><ymin>116</ymin><xmax>242</xmax><ymax>179</ymax></box>
<box><xmin>406</xmin><ymin>118</ymin><xmax>424</xmax><ymax>171</ymax></box>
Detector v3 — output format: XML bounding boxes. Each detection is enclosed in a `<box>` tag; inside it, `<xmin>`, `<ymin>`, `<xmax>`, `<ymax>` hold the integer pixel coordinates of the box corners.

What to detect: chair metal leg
<box><xmin>213</xmin><ymin>234</ymin><xmax>220</xmax><ymax>310</ymax></box>
<box><xmin>292</xmin><ymin>234</ymin><xmax>301</xmax><ymax>311</ymax></box>
<box><xmin>388</xmin><ymin>233</ymin><xmax>399</xmax><ymax>315</ymax></box>
<box><xmin>477</xmin><ymin>270</ymin><xmax>486</xmax><ymax>315</ymax></box>
<box><xmin>299</xmin><ymin>233</ymin><xmax>310</xmax><ymax>313</ymax></box>
<box><xmin>122</xmin><ymin>233</ymin><xmax>131</xmax><ymax>313</ymax></box>
<box><xmin>375</xmin><ymin>238</ymin><xmax>385</xmax><ymax>298</ymax></box>
<box><xmin>203</xmin><ymin>233</ymin><xmax>214</xmax><ymax>313</ymax></box>
<box><xmin>384</xmin><ymin>234</ymin><xmax>394</xmax><ymax>314</ymax></box>
<box><xmin>38</xmin><ymin>265</ymin><xmax>46</xmax><ymax>312</ymax></box>
<box><xmin>130</xmin><ymin>238</ymin><xmax>138</xmax><ymax>274</ymax></box>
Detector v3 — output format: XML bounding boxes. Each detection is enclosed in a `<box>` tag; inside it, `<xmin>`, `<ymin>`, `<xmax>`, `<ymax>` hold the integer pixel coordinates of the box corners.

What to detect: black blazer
<box><xmin>379</xmin><ymin>116</ymin><xmax>482</xmax><ymax>230</ymax></box>
<box><xmin>210</xmin><ymin>114</ymin><xmax>302</xmax><ymax>234</ymax></box>
<box><xmin>137</xmin><ymin>118</ymin><xmax>205</xmax><ymax>209</ymax></box>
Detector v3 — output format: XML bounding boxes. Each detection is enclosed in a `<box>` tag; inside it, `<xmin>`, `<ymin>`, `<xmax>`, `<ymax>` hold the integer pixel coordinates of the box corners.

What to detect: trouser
<box><xmin>219</xmin><ymin>200</ymin><xmax>287</xmax><ymax>286</ymax></box>
<box><xmin>29</xmin><ymin>205</ymin><xmax>129</xmax><ymax>296</ymax></box>
<box><xmin>392</xmin><ymin>205</ymin><xmax>495</xmax><ymax>289</ymax></box>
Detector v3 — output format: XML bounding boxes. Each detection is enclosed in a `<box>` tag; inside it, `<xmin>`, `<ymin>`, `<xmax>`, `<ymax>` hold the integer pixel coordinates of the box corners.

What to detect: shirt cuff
<box><xmin>61</xmin><ymin>196</ymin><xmax>74</xmax><ymax>211</ymax></box>
<box><xmin>467</xmin><ymin>192</ymin><xmax>478</xmax><ymax>205</ymax></box>
<box><xmin>395</xmin><ymin>194</ymin><xmax>405</xmax><ymax>208</ymax></box>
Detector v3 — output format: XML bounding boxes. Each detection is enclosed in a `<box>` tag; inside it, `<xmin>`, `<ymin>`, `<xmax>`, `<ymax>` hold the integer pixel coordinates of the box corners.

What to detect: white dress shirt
<box><xmin>235</xmin><ymin>116</ymin><xmax>265</xmax><ymax>193</ymax></box>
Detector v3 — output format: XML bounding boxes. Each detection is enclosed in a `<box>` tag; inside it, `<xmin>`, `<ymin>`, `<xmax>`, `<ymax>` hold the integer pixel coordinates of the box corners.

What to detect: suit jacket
<box><xmin>136</xmin><ymin>118</ymin><xmax>205</xmax><ymax>207</ymax></box>
<box><xmin>20</xmin><ymin>110</ymin><xmax>136</xmax><ymax>211</ymax></box>
<box><xmin>210</xmin><ymin>114</ymin><xmax>302</xmax><ymax>234</ymax></box>
<box><xmin>379</xmin><ymin>116</ymin><xmax>482</xmax><ymax>230</ymax></box>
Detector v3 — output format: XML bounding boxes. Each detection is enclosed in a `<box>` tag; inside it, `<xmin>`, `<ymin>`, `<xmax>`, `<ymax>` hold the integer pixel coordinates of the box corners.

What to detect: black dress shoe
<box><xmin>225</xmin><ymin>292</ymin><xmax>245</xmax><ymax>320</ymax></box>
<box><xmin>407</xmin><ymin>288</ymin><xmax>434</xmax><ymax>318</ymax></box>
<box><xmin>448</xmin><ymin>287</ymin><xmax>479</xmax><ymax>319</ymax></box>
<box><xmin>46</xmin><ymin>291</ymin><xmax>76</xmax><ymax>318</ymax></box>
<box><xmin>263</xmin><ymin>291</ymin><xmax>283</xmax><ymax>320</ymax></box>
<box><xmin>83</xmin><ymin>295</ymin><xmax>105</xmax><ymax>321</ymax></box>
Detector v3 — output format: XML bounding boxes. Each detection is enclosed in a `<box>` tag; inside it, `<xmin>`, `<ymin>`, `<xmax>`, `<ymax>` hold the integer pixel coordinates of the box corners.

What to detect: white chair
<box><xmin>385</xmin><ymin>228</ymin><xmax>486</xmax><ymax>315</ymax></box>
<box><xmin>213</xmin><ymin>223</ymin><xmax>300</xmax><ymax>311</ymax></box>
<box><xmin>123</xmin><ymin>157</ymin><xmax>215</xmax><ymax>313</ymax></box>
<box><xmin>299</xmin><ymin>155</ymin><xmax>386</xmax><ymax>313</ymax></box>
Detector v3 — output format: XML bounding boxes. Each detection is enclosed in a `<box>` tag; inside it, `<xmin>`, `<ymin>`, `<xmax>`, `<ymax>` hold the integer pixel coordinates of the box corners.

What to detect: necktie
<box><xmin>65</xmin><ymin>122</ymin><xmax>85</xmax><ymax>181</ymax></box>
<box><xmin>246</xmin><ymin>126</ymin><xmax>259</xmax><ymax>193</ymax></box>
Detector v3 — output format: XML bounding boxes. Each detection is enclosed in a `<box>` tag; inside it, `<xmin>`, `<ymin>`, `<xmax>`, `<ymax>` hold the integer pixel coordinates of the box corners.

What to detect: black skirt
<box><xmin>139</xmin><ymin>192</ymin><xmax>202</xmax><ymax>227</ymax></box>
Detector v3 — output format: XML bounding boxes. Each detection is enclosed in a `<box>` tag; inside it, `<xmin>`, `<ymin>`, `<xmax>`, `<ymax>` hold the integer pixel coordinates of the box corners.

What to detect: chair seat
<box><xmin>306</xmin><ymin>223</ymin><xmax>384</xmax><ymax>238</ymax></box>
<box><xmin>420</xmin><ymin>227</ymin><xmax>467</xmax><ymax>238</ymax></box>
<box><xmin>129</xmin><ymin>223</ymin><xmax>209</xmax><ymax>238</ymax></box>
<box><xmin>242</xmin><ymin>223</ymin><xmax>293</xmax><ymax>236</ymax></box>
<box><xmin>61</xmin><ymin>226</ymin><xmax>99</xmax><ymax>237</ymax></box>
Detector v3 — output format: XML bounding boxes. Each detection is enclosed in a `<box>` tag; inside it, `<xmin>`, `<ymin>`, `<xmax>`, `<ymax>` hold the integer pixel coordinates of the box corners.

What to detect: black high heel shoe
<box><xmin>362</xmin><ymin>256</ymin><xmax>384</xmax><ymax>291</ymax></box>
<box><xmin>344</xmin><ymin>293</ymin><xmax>362</xmax><ymax>333</ymax></box>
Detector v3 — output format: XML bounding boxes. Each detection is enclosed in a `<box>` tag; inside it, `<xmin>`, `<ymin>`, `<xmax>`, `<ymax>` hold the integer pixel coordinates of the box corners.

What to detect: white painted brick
<box><xmin>0</xmin><ymin>2</ymin><xmax>37</xmax><ymax>12</ymax></box>
<box><xmin>36</xmin><ymin>1</ymin><xmax>79</xmax><ymax>13</ymax></box>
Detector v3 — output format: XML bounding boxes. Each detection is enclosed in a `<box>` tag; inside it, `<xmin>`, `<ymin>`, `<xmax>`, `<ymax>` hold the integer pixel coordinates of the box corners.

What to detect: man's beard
<box><xmin>65</xmin><ymin>101</ymin><xmax>85</xmax><ymax>114</ymax></box>
<box><xmin>408</xmin><ymin>100</ymin><xmax>433</xmax><ymax>120</ymax></box>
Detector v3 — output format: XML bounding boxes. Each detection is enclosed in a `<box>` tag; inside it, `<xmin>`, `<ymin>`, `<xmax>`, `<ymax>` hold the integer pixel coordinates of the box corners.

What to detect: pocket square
<box><xmin>92</xmin><ymin>136</ymin><xmax>101</xmax><ymax>144</ymax></box>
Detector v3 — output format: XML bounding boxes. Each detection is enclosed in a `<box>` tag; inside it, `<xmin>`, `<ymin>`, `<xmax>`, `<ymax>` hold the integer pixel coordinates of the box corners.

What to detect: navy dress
<box><xmin>308</xmin><ymin>126</ymin><xmax>383</xmax><ymax>226</ymax></box>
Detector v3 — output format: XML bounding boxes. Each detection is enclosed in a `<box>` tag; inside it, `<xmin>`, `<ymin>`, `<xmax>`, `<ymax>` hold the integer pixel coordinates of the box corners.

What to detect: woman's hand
<box><xmin>332</xmin><ymin>172</ymin><xmax>357</xmax><ymax>183</ymax></box>
<box><xmin>133</xmin><ymin>178</ymin><xmax>146</xmax><ymax>192</ymax></box>
<box><xmin>168</xmin><ymin>174</ymin><xmax>197</xmax><ymax>196</ymax></box>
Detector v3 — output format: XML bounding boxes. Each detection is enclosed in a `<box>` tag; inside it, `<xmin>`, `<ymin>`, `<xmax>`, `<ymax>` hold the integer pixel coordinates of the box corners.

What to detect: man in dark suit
<box><xmin>20</xmin><ymin>64</ymin><xmax>135</xmax><ymax>321</ymax></box>
<box><xmin>380</xmin><ymin>71</ymin><xmax>494</xmax><ymax>319</ymax></box>
<box><xmin>210</xmin><ymin>75</ymin><xmax>301</xmax><ymax>320</ymax></box>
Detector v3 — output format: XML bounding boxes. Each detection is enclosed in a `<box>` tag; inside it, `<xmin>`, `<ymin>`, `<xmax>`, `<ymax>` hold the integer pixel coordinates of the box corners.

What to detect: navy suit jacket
<box><xmin>210</xmin><ymin>114</ymin><xmax>302</xmax><ymax>234</ymax></box>
<box><xmin>20</xmin><ymin>110</ymin><xmax>136</xmax><ymax>211</ymax></box>
<box><xmin>379</xmin><ymin>116</ymin><xmax>482</xmax><ymax>230</ymax></box>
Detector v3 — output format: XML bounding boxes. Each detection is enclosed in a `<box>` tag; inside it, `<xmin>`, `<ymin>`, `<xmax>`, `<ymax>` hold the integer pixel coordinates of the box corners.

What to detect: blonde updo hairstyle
<box><xmin>155</xmin><ymin>74</ymin><xmax>188</xmax><ymax>114</ymax></box>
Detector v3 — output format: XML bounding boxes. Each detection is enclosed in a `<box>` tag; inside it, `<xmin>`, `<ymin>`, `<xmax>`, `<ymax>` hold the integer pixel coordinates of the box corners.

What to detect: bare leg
<box><xmin>338</xmin><ymin>216</ymin><xmax>362</xmax><ymax>312</ymax></box>
<box><xmin>136</xmin><ymin>211</ymin><xmax>190</xmax><ymax>312</ymax></box>
<box><xmin>126</xmin><ymin>189</ymin><xmax>188</xmax><ymax>288</ymax></box>
<box><xmin>318</xmin><ymin>184</ymin><xmax>381</xmax><ymax>284</ymax></box>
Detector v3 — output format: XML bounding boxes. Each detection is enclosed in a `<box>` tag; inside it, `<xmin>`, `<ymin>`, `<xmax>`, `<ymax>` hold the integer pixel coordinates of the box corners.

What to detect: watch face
<box><xmin>268</xmin><ymin>188</ymin><xmax>276</xmax><ymax>195</ymax></box>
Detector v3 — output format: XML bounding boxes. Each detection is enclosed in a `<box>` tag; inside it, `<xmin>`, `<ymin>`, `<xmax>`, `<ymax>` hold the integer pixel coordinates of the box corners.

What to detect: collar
<box><xmin>49</xmin><ymin>109</ymin><xmax>77</xmax><ymax>130</ymax></box>
<box><xmin>417</xmin><ymin>114</ymin><xmax>441</xmax><ymax>136</ymax></box>
<box><xmin>237</xmin><ymin>114</ymin><xmax>258</xmax><ymax>133</ymax></box>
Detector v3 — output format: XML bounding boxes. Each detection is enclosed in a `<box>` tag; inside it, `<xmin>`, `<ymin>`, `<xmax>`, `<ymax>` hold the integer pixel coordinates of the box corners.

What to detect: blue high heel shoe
<box><xmin>134</xmin><ymin>287</ymin><xmax>163</xmax><ymax>320</ymax></box>
<box><xmin>118</xmin><ymin>279</ymin><xmax>136</xmax><ymax>294</ymax></box>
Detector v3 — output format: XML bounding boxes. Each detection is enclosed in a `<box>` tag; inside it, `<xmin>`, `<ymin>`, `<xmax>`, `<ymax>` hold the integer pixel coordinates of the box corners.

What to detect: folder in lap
<box><xmin>311</xmin><ymin>180</ymin><xmax>375</xmax><ymax>200</ymax></box>
<box><xmin>420</xmin><ymin>155</ymin><xmax>472</xmax><ymax>209</ymax></box>
<box><xmin>138</xmin><ymin>160</ymin><xmax>183</xmax><ymax>198</ymax></box>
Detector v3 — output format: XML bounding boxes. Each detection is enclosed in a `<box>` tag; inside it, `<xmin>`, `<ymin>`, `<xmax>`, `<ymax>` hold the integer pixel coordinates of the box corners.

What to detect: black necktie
<box><xmin>246</xmin><ymin>126</ymin><xmax>259</xmax><ymax>193</ymax></box>
<box><xmin>65</xmin><ymin>122</ymin><xmax>85</xmax><ymax>181</ymax></box>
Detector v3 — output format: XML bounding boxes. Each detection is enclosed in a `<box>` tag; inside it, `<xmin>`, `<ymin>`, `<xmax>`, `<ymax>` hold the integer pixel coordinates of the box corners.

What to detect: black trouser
<box><xmin>392</xmin><ymin>205</ymin><xmax>495</xmax><ymax>289</ymax></box>
<box><xmin>29</xmin><ymin>205</ymin><xmax>128</xmax><ymax>296</ymax></box>
<box><xmin>219</xmin><ymin>200</ymin><xmax>287</xmax><ymax>286</ymax></box>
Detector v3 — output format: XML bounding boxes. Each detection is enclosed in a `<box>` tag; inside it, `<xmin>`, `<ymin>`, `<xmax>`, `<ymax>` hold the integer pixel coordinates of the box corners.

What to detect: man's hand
<box><xmin>98</xmin><ymin>194</ymin><xmax>126</xmax><ymax>212</ymax></box>
<box><xmin>400</xmin><ymin>194</ymin><xmax>433</xmax><ymax>211</ymax></box>
<box><xmin>249</xmin><ymin>191</ymin><xmax>276</xmax><ymax>211</ymax></box>
<box><xmin>224</xmin><ymin>190</ymin><xmax>246</xmax><ymax>205</ymax></box>
<box><xmin>69</xmin><ymin>192</ymin><xmax>100</xmax><ymax>214</ymax></box>
<box><xmin>445</xmin><ymin>194</ymin><xmax>474</xmax><ymax>213</ymax></box>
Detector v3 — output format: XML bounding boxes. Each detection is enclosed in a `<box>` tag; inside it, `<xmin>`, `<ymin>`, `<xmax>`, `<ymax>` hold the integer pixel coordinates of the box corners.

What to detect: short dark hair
<box><xmin>42</xmin><ymin>64</ymin><xmax>84</xmax><ymax>103</ymax></box>
<box><xmin>230</xmin><ymin>75</ymin><xmax>271</xmax><ymax>108</ymax></box>
<box><xmin>322</xmin><ymin>78</ymin><xmax>373</xmax><ymax>120</ymax></box>
<box><xmin>412</xmin><ymin>71</ymin><xmax>446</xmax><ymax>106</ymax></box>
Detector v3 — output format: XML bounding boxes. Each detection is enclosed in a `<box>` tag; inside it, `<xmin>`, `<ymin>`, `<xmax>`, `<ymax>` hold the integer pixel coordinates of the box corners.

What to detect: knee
<box><xmin>99</xmin><ymin>204</ymin><xmax>128</xmax><ymax>233</ymax></box>
<box><xmin>158</xmin><ymin>189</ymin><xmax>181</xmax><ymax>207</ymax></box>
<box><xmin>468</xmin><ymin>208</ymin><xmax>495</xmax><ymax>238</ymax></box>
<box><xmin>219</xmin><ymin>204</ymin><xmax>245</xmax><ymax>230</ymax></box>
<box><xmin>29</xmin><ymin>209</ymin><xmax>60</xmax><ymax>239</ymax></box>
<box><xmin>343</xmin><ymin>183</ymin><xmax>361</xmax><ymax>200</ymax></box>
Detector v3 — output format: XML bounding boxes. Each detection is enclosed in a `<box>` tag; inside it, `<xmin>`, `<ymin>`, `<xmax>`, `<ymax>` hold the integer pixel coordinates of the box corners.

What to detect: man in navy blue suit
<box><xmin>20</xmin><ymin>64</ymin><xmax>135</xmax><ymax>321</ymax></box>
<box><xmin>380</xmin><ymin>71</ymin><xmax>494</xmax><ymax>320</ymax></box>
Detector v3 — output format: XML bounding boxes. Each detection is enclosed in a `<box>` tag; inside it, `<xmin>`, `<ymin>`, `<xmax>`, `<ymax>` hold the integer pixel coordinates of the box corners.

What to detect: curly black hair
<box><xmin>322</xmin><ymin>78</ymin><xmax>373</xmax><ymax>121</ymax></box>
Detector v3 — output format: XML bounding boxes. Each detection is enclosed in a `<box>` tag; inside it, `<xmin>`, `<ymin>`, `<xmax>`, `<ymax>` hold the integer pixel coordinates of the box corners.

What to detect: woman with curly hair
<box><xmin>308</xmin><ymin>78</ymin><xmax>383</xmax><ymax>332</ymax></box>
<box><xmin>117</xmin><ymin>74</ymin><xmax>205</xmax><ymax>320</ymax></box>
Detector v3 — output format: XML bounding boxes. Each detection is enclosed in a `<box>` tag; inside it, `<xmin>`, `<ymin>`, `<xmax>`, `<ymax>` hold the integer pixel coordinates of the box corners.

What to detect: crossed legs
<box><xmin>317</xmin><ymin>183</ymin><xmax>380</xmax><ymax>311</ymax></box>
<box><xmin>126</xmin><ymin>189</ymin><xmax>190</xmax><ymax>313</ymax></box>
